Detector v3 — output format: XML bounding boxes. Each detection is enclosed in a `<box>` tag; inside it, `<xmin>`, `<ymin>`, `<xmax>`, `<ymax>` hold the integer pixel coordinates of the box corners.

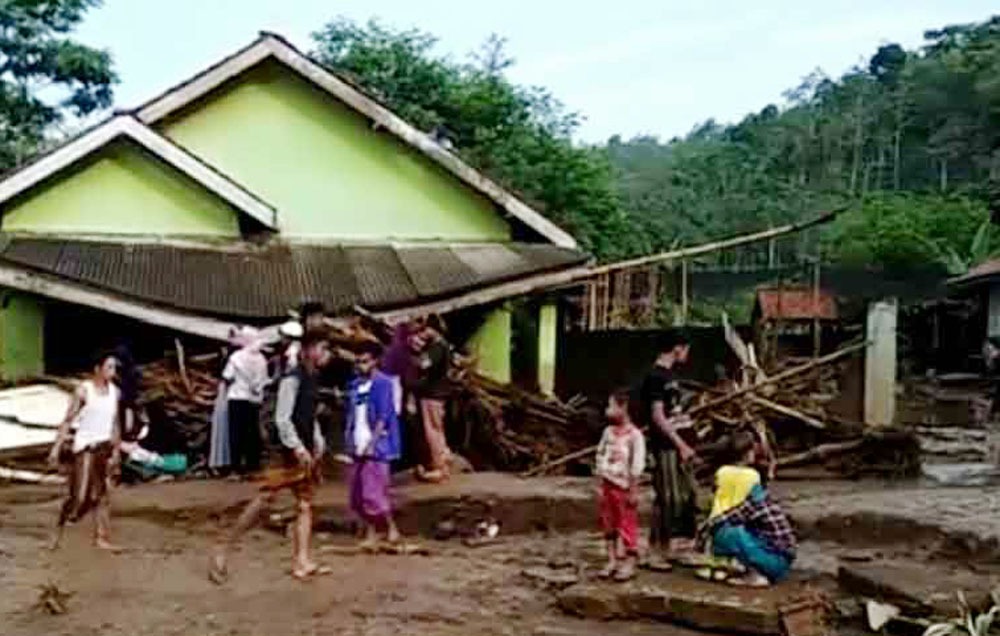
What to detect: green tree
<box><xmin>0</xmin><ymin>0</ymin><xmax>116</xmax><ymax>168</ymax></box>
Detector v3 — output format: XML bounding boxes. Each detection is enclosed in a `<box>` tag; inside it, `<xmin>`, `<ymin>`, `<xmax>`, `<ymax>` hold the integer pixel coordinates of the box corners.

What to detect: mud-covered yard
<box><xmin>1</xmin><ymin>474</ymin><xmax>998</xmax><ymax>636</ymax></box>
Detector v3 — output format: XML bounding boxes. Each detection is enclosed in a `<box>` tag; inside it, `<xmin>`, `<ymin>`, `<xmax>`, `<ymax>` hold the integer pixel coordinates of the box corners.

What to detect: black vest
<box><xmin>290</xmin><ymin>367</ymin><xmax>318</xmax><ymax>452</ymax></box>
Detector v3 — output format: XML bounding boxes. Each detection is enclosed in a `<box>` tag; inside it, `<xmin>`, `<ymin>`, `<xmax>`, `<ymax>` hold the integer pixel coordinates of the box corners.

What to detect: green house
<box><xmin>0</xmin><ymin>33</ymin><xmax>589</xmax><ymax>391</ymax></box>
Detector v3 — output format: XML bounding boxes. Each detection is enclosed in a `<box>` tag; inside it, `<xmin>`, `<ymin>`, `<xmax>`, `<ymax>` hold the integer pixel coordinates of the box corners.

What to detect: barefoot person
<box><xmin>345</xmin><ymin>341</ymin><xmax>402</xmax><ymax>550</ymax></box>
<box><xmin>414</xmin><ymin>315</ymin><xmax>452</xmax><ymax>482</ymax></box>
<box><xmin>48</xmin><ymin>352</ymin><xmax>122</xmax><ymax>551</ymax></box>
<box><xmin>639</xmin><ymin>332</ymin><xmax>698</xmax><ymax>564</ymax></box>
<box><xmin>594</xmin><ymin>389</ymin><xmax>645</xmax><ymax>581</ymax></box>
<box><xmin>211</xmin><ymin>332</ymin><xmax>331</xmax><ymax>583</ymax></box>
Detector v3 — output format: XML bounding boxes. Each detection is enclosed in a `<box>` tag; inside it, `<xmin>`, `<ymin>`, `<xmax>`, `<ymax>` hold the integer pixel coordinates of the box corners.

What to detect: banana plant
<box><xmin>923</xmin><ymin>590</ymin><xmax>1000</xmax><ymax>636</ymax></box>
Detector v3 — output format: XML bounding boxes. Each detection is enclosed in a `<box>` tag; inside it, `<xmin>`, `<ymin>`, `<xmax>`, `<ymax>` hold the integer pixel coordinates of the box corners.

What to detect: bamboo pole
<box><xmin>584</xmin><ymin>209</ymin><xmax>843</xmax><ymax>278</ymax></box>
<box><xmin>748</xmin><ymin>395</ymin><xmax>826</xmax><ymax>429</ymax></box>
<box><xmin>688</xmin><ymin>341</ymin><xmax>868</xmax><ymax>417</ymax></box>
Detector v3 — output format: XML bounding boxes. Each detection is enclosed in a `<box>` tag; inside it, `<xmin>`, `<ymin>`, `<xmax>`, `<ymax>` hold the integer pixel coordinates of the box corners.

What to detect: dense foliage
<box><xmin>610</xmin><ymin>15</ymin><xmax>1000</xmax><ymax>272</ymax></box>
<box><xmin>314</xmin><ymin>15</ymin><xmax>1000</xmax><ymax>272</ymax></box>
<box><xmin>0</xmin><ymin>0</ymin><xmax>116</xmax><ymax>169</ymax></box>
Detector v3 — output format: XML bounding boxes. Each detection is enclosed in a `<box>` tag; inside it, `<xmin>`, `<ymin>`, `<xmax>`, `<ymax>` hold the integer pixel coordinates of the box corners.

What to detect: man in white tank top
<box><xmin>48</xmin><ymin>353</ymin><xmax>122</xmax><ymax>551</ymax></box>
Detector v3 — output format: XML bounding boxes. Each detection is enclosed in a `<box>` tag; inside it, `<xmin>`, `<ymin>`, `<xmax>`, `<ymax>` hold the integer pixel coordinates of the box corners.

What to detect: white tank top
<box><xmin>72</xmin><ymin>380</ymin><xmax>120</xmax><ymax>453</ymax></box>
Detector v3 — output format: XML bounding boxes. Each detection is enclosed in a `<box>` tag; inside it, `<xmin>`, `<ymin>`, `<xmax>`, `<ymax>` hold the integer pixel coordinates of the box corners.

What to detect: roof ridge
<box><xmin>0</xmin><ymin>115</ymin><xmax>278</xmax><ymax>231</ymax></box>
<box><xmin>133</xmin><ymin>32</ymin><xmax>579</xmax><ymax>250</ymax></box>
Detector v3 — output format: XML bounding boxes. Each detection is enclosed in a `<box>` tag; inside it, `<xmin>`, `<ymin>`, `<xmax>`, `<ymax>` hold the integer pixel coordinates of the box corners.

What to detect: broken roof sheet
<box><xmin>0</xmin><ymin>237</ymin><xmax>588</xmax><ymax>320</ymax></box>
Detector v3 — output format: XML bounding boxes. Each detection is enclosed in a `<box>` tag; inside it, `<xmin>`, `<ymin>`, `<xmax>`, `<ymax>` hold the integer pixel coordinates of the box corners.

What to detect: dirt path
<box><xmin>1</xmin><ymin>473</ymin><xmax>998</xmax><ymax>635</ymax></box>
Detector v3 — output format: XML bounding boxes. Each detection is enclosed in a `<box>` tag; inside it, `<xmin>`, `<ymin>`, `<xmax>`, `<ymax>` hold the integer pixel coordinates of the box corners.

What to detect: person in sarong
<box><xmin>638</xmin><ymin>332</ymin><xmax>699</xmax><ymax>566</ymax></box>
<box><xmin>413</xmin><ymin>315</ymin><xmax>452</xmax><ymax>482</ymax></box>
<box><xmin>345</xmin><ymin>341</ymin><xmax>402</xmax><ymax>549</ymax></box>
<box><xmin>210</xmin><ymin>332</ymin><xmax>332</xmax><ymax>583</ymax></box>
<box><xmin>48</xmin><ymin>352</ymin><xmax>122</xmax><ymax>551</ymax></box>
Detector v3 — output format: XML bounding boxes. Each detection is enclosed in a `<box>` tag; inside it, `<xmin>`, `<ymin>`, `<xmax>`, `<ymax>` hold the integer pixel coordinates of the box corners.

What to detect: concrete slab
<box><xmin>557</xmin><ymin>570</ymin><xmax>826</xmax><ymax>635</ymax></box>
<box><xmin>837</xmin><ymin>562</ymin><xmax>999</xmax><ymax>617</ymax></box>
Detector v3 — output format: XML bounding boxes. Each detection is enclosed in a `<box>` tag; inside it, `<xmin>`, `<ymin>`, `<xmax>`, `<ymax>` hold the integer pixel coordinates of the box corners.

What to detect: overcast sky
<box><xmin>77</xmin><ymin>1</ymin><xmax>998</xmax><ymax>142</ymax></box>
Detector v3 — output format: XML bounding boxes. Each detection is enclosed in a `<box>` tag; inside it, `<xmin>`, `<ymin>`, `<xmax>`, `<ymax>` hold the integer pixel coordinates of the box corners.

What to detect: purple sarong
<box><xmin>349</xmin><ymin>459</ymin><xmax>392</xmax><ymax>522</ymax></box>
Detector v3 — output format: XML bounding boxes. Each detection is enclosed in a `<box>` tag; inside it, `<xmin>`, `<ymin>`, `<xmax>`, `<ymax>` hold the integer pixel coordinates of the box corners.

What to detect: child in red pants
<box><xmin>595</xmin><ymin>389</ymin><xmax>646</xmax><ymax>581</ymax></box>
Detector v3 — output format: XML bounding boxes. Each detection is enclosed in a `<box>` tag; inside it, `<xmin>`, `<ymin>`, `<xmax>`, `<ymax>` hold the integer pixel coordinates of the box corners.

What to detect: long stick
<box><xmin>748</xmin><ymin>395</ymin><xmax>825</xmax><ymax>429</ymax></box>
<box><xmin>586</xmin><ymin>209</ymin><xmax>843</xmax><ymax>277</ymax></box>
<box><xmin>521</xmin><ymin>340</ymin><xmax>867</xmax><ymax>477</ymax></box>
<box><xmin>687</xmin><ymin>340</ymin><xmax>868</xmax><ymax>417</ymax></box>
<box><xmin>777</xmin><ymin>439</ymin><xmax>864</xmax><ymax>468</ymax></box>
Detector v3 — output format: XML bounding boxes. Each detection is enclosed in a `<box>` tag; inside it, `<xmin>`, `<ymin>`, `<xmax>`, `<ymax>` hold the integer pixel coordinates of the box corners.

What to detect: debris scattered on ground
<box><xmin>36</xmin><ymin>582</ymin><xmax>73</xmax><ymax>615</ymax></box>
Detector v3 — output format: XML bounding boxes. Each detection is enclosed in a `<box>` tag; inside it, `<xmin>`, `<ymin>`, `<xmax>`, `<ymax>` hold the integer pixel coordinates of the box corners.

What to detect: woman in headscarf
<box><xmin>223</xmin><ymin>326</ymin><xmax>269</xmax><ymax>476</ymax></box>
<box><xmin>208</xmin><ymin>327</ymin><xmax>241</xmax><ymax>475</ymax></box>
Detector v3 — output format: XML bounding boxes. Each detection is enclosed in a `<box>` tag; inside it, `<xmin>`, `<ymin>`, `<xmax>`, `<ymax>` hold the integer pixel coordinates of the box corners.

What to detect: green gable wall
<box><xmin>0</xmin><ymin>291</ymin><xmax>44</xmax><ymax>381</ymax></box>
<box><xmin>467</xmin><ymin>306</ymin><xmax>512</xmax><ymax>383</ymax></box>
<box><xmin>2</xmin><ymin>140</ymin><xmax>241</xmax><ymax>237</ymax></box>
<box><xmin>159</xmin><ymin>61</ymin><xmax>510</xmax><ymax>241</ymax></box>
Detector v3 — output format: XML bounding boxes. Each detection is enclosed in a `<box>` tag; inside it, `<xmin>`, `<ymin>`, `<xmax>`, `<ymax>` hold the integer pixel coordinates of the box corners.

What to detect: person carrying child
<box><xmin>594</xmin><ymin>388</ymin><xmax>646</xmax><ymax>581</ymax></box>
<box><xmin>698</xmin><ymin>432</ymin><xmax>796</xmax><ymax>587</ymax></box>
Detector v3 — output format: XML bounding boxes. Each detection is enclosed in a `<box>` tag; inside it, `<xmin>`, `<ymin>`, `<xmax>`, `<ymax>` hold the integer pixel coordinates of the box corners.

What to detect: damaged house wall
<box><xmin>0</xmin><ymin>34</ymin><xmax>588</xmax><ymax>385</ymax></box>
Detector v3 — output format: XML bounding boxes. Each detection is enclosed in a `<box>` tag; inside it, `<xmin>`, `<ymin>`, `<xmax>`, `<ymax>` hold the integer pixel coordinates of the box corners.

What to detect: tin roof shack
<box><xmin>752</xmin><ymin>286</ymin><xmax>839</xmax><ymax>368</ymax></box>
<box><xmin>0</xmin><ymin>33</ymin><xmax>590</xmax><ymax>392</ymax></box>
<box><xmin>948</xmin><ymin>258</ymin><xmax>1000</xmax><ymax>355</ymax></box>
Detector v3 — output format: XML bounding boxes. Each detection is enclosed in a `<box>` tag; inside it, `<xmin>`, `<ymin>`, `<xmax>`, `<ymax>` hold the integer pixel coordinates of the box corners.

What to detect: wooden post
<box><xmin>680</xmin><ymin>258</ymin><xmax>689</xmax><ymax>326</ymax></box>
<box><xmin>812</xmin><ymin>258</ymin><xmax>822</xmax><ymax>358</ymax></box>
<box><xmin>864</xmin><ymin>298</ymin><xmax>897</xmax><ymax>427</ymax></box>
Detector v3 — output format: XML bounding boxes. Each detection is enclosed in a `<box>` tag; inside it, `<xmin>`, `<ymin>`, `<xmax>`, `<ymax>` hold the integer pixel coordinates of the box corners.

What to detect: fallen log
<box><xmin>688</xmin><ymin>341</ymin><xmax>868</xmax><ymax>417</ymax></box>
<box><xmin>0</xmin><ymin>466</ymin><xmax>65</xmax><ymax>485</ymax></box>
<box><xmin>748</xmin><ymin>395</ymin><xmax>826</xmax><ymax>429</ymax></box>
<box><xmin>777</xmin><ymin>439</ymin><xmax>865</xmax><ymax>468</ymax></box>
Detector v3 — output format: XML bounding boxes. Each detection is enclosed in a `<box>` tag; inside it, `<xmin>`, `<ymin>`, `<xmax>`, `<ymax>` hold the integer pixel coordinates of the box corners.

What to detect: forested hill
<box><xmin>606</xmin><ymin>16</ymin><xmax>1000</xmax><ymax>273</ymax></box>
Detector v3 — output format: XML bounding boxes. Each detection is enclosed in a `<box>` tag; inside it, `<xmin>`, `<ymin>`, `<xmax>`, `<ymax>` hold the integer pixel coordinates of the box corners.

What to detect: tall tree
<box><xmin>0</xmin><ymin>0</ymin><xmax>116</xmax><ymax>168</ymax></box>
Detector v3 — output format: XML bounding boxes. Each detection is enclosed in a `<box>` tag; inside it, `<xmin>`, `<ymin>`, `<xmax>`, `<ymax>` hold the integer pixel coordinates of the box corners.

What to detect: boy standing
<box><xmin>595</xmin><ymin>389</ymin><xmax>646</xmax><ymax>581</ymax></box>
<box><xmin>210</xmin><ymin>332</ymin><xmax>331</xmax><ymax>583</ymax></box>
<box><xmin>345</xmin><ymin>341</ymin><xmax>402</xmax><ymax>549</ymax></box>
<box><xmin>639</xmin><ymin>333</ymin><xmax>698</xmax><ymax>563</ymax></box>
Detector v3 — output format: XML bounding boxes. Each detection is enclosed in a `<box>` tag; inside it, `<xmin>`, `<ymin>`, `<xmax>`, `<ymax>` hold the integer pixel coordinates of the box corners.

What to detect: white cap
<box><xmin>279</xmin><ymin>321</ymin><xmax>304</xmax><ymax>339</ymax></box>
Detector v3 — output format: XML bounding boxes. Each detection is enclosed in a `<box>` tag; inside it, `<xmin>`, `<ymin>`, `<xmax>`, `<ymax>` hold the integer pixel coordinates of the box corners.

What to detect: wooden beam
<box><xmin>373</xmin><ymin>265</ymin><xmax>592</xmax><ymax>324</ymax></box>
<box><xmin>748</xmin><ymin>395</ymin><xmax>826</xmax><ymax>429</ymax></box>
<box><xmin>688</xmin><ymin>340</ymin><xmax>869</xmax><ymax>417</ymax></box>
<box><xmin>0</xmin><ymin>264</ymin><xmax>235</xmax><ymax>341</ymax></box>
<box><xmin>585</xmin><ymin>209</ymin><xmax>843</xmax><ymax>277</ymax></box>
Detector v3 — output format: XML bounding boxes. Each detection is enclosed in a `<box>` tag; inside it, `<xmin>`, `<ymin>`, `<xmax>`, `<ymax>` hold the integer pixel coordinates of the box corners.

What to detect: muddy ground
<box><xmin>1</xmin><ymin>473</ymin><xmax>998</xmax><ymax>636</ymax></box>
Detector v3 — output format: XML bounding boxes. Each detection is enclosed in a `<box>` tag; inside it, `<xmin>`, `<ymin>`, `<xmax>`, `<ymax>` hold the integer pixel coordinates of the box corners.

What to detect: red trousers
<box><xmin>599</xmin><ymin>480</ymin><xmax>639</xmax><ymax>554</ymax></box>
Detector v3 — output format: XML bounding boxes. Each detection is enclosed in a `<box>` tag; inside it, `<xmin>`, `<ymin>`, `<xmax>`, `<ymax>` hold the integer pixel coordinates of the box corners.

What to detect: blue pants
<box><xmin>712</xmin><ymin>525</ymin><xmax>792</xmax><ymax>582</ymax></box>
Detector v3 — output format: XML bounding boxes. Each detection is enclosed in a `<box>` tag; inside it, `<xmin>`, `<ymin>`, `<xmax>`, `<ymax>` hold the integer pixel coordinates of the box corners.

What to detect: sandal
<box><xmin>613</xmin><ymin>562</ymin><xmax>636</xmax><ymax>582</ymax></box>
<box><xmin>726</xmin><ymin>572</ymin><xmax>770</xmax><ymax>588</ymax></box>
<box><xmin>597</xmin><ymin>563</ymin><xmax>616</xmax><ymax>579</ymax></box>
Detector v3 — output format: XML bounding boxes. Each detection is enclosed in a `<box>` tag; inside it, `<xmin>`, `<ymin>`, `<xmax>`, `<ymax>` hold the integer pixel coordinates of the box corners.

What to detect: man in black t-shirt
<box><xmin>639</xmin><ymin>332</ymin><xmax>698</xmax><ymax>563</ymax></box>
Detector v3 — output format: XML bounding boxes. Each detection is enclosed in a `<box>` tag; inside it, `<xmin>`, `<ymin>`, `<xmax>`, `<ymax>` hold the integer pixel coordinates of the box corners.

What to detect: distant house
<box><xmin>0</xmin><ymin>33</ymin><xmax>589</xmax><ymax>391</ymax></box>
<box><xmin>948</xmin><ymin>258</ymin><xmax>1000</xmax><ymax>346</ymax></box>
<box><xmin>752</xmin><ymin>285</ymin><xmax>838</xmax><ymax>364</ymax></box>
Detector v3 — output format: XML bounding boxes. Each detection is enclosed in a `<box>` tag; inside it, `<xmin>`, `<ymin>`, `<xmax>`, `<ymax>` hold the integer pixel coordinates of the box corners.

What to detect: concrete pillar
<box><xmin>537</xmin><ymin>302</ymin><xmax>558</xmax><ymax>395</ymax></box>
<box><xmin>864</xmin><ymin>298</ymin><xmax>897</xmax><ymax>427</ymax></box>
<box><xmin>0</xmin><ymin>291</ymin><xmax>44</xmax><ymax>381</ymax></box>
<box><xmin>467</xmin><ymin>306</ymin><xmax>511</xmax><ymax>383</ymax></box>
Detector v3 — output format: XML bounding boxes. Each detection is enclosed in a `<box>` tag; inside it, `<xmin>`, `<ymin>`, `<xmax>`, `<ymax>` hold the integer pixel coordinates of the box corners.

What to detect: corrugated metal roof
<box><xmin>0</xmin><ymin>238</ymin><xmax>587</xmax><ymax>320</ymax></box>
<box><xmin>949</xmin><ymin>258</ymin><xmax>1000</xmax><ymax>286</ymax></box>
<box><xmin>754</xmin><ymin>286</ymin><xmax>838</xmax><ymax>321</ymax></box>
